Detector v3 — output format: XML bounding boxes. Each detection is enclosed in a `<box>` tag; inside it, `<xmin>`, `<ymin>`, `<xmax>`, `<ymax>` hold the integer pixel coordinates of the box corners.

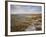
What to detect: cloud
<box><xmin>10</xmin><ymin>5</ymin><xmax>42</xmax><ymax>14</ymax></box>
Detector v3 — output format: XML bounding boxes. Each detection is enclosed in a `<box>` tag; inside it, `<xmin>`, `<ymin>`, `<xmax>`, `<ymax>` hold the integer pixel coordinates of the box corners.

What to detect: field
<box><xmin>11</xmin><ymin>14</ymin><xmax>42</xmax><ymax>32</ymax></box>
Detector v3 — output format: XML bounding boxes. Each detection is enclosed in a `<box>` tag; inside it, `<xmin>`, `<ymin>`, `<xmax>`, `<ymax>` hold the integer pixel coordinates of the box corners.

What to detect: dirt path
<box><xmin>25</xmin><ymin>23</ymin><xmax>36</xmax><ymax>31</ymax></box>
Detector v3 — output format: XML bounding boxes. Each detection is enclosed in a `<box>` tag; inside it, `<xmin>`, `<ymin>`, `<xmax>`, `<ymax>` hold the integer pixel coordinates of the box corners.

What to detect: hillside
<box><xmin>11</xmin><ymin>14</ymin><xmax>42</xmax><ymax>32</ymax></box>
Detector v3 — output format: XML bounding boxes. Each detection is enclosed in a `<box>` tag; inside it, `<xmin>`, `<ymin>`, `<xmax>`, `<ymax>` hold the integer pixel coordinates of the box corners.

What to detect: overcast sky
<box><xmin>10</xmin><ymin>5</ymin><xmax>42</xmax><ymax>14</ymax></box>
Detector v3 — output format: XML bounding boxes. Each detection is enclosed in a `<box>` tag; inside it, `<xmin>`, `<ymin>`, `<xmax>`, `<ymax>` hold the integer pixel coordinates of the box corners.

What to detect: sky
<box><xmin>10</xmin><ymin>5</ymin><xmax>42</xmax><ymax>14</ymax></box>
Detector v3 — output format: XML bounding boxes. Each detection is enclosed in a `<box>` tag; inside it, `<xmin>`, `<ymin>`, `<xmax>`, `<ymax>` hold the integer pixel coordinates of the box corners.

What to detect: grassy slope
<box><xmin>11</xmin><ymin>14</ymin><xmax>42</xmax><ymax>32</ymax></box>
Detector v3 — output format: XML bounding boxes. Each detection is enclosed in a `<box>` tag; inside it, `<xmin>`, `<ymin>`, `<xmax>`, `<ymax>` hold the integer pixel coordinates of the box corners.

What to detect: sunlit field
<box><xmin>11</xmin><ymin>14</ymin><xmax>42</xmax><ymax>32</ymax></box>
